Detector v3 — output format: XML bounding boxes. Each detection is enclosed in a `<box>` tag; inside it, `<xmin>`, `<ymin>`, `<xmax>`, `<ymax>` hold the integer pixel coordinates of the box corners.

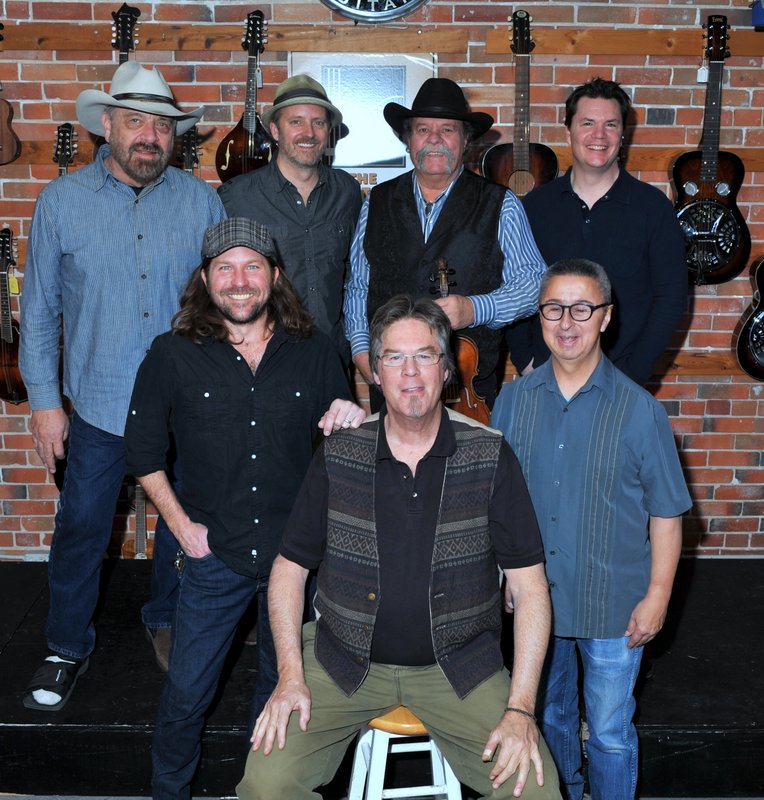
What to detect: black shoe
<box><xmin>23</xmin><ymin>653</ymin><xmax>89</xmax><ymax>712</ymax></box>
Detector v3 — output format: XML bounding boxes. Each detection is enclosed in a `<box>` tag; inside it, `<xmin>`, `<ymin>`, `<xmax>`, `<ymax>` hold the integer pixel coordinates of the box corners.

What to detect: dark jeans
<box><xmin>46</xmin><ymin>412</ymin><xmax>126</xmax><ymax>659</ymax></box>
<box><xmin>151</xmin><ymin>551</ymin><xmax>276</xmax><ymax>800</ymax></box>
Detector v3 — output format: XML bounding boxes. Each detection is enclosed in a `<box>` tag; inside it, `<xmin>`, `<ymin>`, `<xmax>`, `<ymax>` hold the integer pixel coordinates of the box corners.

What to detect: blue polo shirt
<box><xmin>492</xmin><ymin>355</ymin><xmax>692</xmax><ymax>639</ymax></box>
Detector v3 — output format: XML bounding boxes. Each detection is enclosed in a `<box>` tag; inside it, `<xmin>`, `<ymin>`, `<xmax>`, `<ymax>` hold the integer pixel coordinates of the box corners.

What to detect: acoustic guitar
<box><xmin>672</xmin><ymin>15</ymin><xmax>751</xmax><ymax>286</ymax></box>
<box><xmin>432</xmin><ymin>257</ymin><xmax>491</xmax><ymax>425</ymax></box>
<box><xmin>0</xmin><ymin>25</ymin><xmax>22</xmax><ymax>167</ymax></box>
<box><xmin>215</xmin><ymin>10</ymin><xmax>272</xmax><ymax>182</ymax></box>
<box><xmin>0</xmin><ymin>227</ymin><xmax>27</xmax><ymax>405</ymax></box>
<box><xmin>736</xmin><ymin>259</ymin><xmax>764</xmax><ymax>381</ymax></box>
<box><xmin>178</xmin><ymin>125</ymin><xmax>200</xmax><ymax>175</ymax></box>
<box><xmin>481</xmin><ymin>10</ymin><xmax>558</xmax><ymax>196</ymax></box>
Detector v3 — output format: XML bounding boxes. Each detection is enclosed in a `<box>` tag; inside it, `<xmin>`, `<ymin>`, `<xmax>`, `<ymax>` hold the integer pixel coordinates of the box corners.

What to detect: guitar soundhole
<box><xmin>508</xmin><ymin>169</ymin><xmax>536</xmax><ymax>197</ymax></box>
<box><xmin>677</xmin><ymin>200</ymin><xmax>741</xmax><ymax>274</ymax></box>
<box><xmin>748</xmin><ymin>310</ymin><xmax>764</xmax><ymax>368</ymax></box>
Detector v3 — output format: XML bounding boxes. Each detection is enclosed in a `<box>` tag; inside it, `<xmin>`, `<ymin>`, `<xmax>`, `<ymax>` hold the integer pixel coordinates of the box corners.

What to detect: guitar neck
<box><xmin>134</xmin><ymin>484</ymin><xmax>147</xmax><ymax>555</ymax></box>
<box><xmin>700</xmin><ymin>59</ymin><xmax>724</xmax><ymax>182</ymax></box>
<box><xmin>1</xmin><ymin>268</ymin><xmax>12</xmax><ymax>343</ymax></box>
<box><xmin>513</xmin><ymin>54</ymin><xmax>531</xmax><ymax>171</ymax></box>
<box><xmin>243</xmin><ymin>54</ymin><xmax>260</xmax><ymax>134</ymax></box>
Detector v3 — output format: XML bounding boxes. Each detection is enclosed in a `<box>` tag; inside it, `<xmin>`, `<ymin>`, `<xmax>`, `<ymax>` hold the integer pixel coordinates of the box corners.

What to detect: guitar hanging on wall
<box><xmin>53</xmin><ymin>123</ymin><xmax>77</xmax><ymax>175</ymax></box>
<box><xmin>481</xmin><ymin>10</ymin><xmax>558</xmax><ymax>196</ymax></box>
<box><xmin>215</xmin><ymin>10</ymin><xmax>272</xmax><ymax>183</ymax></box>
<box><xmin>672</xmin><ymin>15</ymin><xmax>750</xmax><ymax>286</ymax></box>
<box><xmin>0</xmin><ymin>227</ymin><xmax>27</xmax><ymax>405</ymax></box>
<box><xmin>735</xmin><ymin>259</ymin><xmax>764</xmax><ymax>381</ymax></box>
<box><xmin>0</xmin><ymin>24</ymin><xmax>22</xmax><ymax>167</ymax></box>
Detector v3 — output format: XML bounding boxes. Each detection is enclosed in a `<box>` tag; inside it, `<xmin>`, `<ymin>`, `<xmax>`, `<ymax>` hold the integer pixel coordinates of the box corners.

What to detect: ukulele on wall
<box><xmin>0</xmin><ymin>227</ymin><xmax>27</xmax><ymax>405</ymax></box>
<box><xmin>215</xmin><ymin>10</ymin><xmax>272</xmax><ymax>182</ymax></box>
<box><xmin>481</xmin><ymin>10</ymin><xmax>558</xmax><ymax>196</ymax></box>
<box><xmin>736</xmin><ymin>259</ymin><xmax>764</xmax><ymax>381</ymax></box>
<box><xmin>672</xmin><ymin>15</ymin><xmax>750</xmax><ymax>286</ymax></box>
<box><xmin>432</xmin><ymin>257</ymin><xmax>491</xmax><ymax>425</ymax></box>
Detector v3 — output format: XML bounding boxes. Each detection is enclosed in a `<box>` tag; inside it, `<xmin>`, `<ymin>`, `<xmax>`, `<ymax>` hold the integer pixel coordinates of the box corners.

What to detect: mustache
<box><xmin>129</xmin><ymin>142</ymin><xmax>163</xmax><ymax>155</ymax></box>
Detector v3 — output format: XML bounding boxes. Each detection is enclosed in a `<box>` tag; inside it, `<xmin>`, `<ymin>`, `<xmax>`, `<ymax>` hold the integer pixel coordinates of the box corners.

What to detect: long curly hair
<box><xmin>172</xmin><ymin>256</ymin><xmax>313</xmax><ymax>343</ymax></box>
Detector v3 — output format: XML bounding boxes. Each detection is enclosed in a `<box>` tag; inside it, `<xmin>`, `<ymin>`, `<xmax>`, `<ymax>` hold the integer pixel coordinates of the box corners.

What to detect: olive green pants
<box><xmin>237</xmin><ymin>623</ymin><xmax>560</xmax><ymax>800</ymax></box>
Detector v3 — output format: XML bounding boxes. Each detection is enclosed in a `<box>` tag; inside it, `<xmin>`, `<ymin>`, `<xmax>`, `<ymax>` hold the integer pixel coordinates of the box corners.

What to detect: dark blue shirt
<box><xmin>492</xmin><ymin>356</ymin><xmax>692</xmax><ymax>638</ymax></box>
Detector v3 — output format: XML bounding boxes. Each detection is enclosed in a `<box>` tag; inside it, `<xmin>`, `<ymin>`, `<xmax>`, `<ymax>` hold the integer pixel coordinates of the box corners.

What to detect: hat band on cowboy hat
<box><xmin>76</xmin><ymin>61</ymin><xmax>204</xmax><ymax>138</ymax></box>
<box><xmin>383</xmin><ymin>77</ymin><xmax>493</xmax><ymax>142</ymax></box>
<box><xmin>260</xmin><ymin>74</ymin><xmax>342</xmax><ymax>130</ymax></box>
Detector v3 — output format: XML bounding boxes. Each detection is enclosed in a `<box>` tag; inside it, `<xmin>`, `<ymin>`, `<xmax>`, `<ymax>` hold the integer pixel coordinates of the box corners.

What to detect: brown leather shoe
<box><xmin>145</xmin><ymin>626</ymin><xmax>171</xmax><ymax>672</ymax></box>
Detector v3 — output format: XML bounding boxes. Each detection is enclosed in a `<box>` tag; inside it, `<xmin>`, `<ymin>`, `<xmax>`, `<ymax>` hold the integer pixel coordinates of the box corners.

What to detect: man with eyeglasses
<box><xmin>492</xmin><ymin>259</ymin><xmax>691</xmax><ymax>800</ymax></box>
<box><xmin>237</xmin><ymin>294</ymin><xmax>562</xmax><ymax>800</ymax></box>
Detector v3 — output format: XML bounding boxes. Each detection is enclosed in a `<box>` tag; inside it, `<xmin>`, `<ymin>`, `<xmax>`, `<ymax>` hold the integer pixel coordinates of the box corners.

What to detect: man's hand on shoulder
<box><xmin>318</xmin><ymin>399</ymin><xmax>366</xmax><ymax>437</ymax></box>
<box><xmin>29</xmin><ymin>407</ymin><xmax>69</xmax><ymax>473</ymax></box>
<box><xmin>482</xmin><ymin>709</ymin><xmax>545</xmax><ymax>797</ymax></box>
<box><xmin>434</xmin><ymin>294</ymin><xmax>475</xmax><ymax>331</ymax></box>
<box><xmin>251</xmin><ymin>676</ymin><xmax>312</xmax><ymax>755</ymax></box>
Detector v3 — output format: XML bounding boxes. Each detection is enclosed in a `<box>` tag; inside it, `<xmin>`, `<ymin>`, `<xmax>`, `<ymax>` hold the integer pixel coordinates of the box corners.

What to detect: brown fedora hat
<box><xmin>383</xmin><ymin>78</ymin><xmax>494</xmax><ymax>141</ymax></box>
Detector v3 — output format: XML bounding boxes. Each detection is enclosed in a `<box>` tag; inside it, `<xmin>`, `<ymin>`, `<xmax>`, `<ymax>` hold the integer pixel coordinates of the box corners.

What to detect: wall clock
<box><xmin>320</xmin><ymin>0</ymin><xmax>431</xmax><ymax>24</ymax></box>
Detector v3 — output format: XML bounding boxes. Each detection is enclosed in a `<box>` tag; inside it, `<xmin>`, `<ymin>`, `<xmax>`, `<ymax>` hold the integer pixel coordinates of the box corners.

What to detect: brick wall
<box><xmin>1</xmin><ymin>0</ymin><xmax>763</xmax><ymax>560</ymax></box>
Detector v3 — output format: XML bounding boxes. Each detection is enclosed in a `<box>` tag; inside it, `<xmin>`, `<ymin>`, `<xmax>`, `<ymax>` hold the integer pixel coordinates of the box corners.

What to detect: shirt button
<box><xmin>254</xmin><ymin>518</ymin><xmax>259</xmax><ymax>524</ymax></box>
<box><xmin>412</xmin><ymin>492</ymin><xmax>418</xmax><ymax>498</ymax></box>
<box><xmin>137</xmin><ymin>234</ymin><xmax>143</xmax><ymax>240</ymax></box>
<box><xmin>553</xmin><ymin>480</ymin><xmax>560</xmax><ymax>486</ymax></box>
<box><xmin>252</xmin><ymin>486</ymin><xmax>257</xmax><ymax>492</ymax></box>
<box><xmin>367</xmin><ymin>592</ymin><xmax>376</xmax><ymax>602</ymax></box>
<box><xmin>295</xmin><ymin>391</ymin><xmax>301</xmax><ymax>397</ymax></box>
<box><xmin>558</xmin><ymin>443</ymin><xmax>564</xmax><ymax>449</ymax></box>
<box><xmin>250</xmin><ymin>420</ymin><xmax>256</xmax><ymax>426</ymax></box>
<box><xmin>551</xmin><ymin>516</ymin><xmax>557</xmax><ymax>522</ymax></box>
<box><xmin>140</xmin><ymin>273</ymin><xmax>147</xmax><ymax>279</ymax></box>
<box><xmin>251</xmin><ymin>454</ymin><xmax>257</xmax><ymax>459</ymax></box>
<box><xmin>204</xmin><ymin>392</ymin><xmax>210</xmax><ymax>398</ymax></box>
<box><xmin>143</xmin><ymin>311</ymin><xmax>149</xmax><ymax>318</ymax></box>
<box><xmin>549</xmin><ymin>550</ymin><xmax>556</xmax><ymax>555</ymax></box>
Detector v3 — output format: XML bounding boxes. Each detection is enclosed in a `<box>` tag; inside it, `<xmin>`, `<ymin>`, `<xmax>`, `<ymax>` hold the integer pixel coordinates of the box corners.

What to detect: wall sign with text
<box><xmin>320</xmin><ymin>0</ymin><xmax>431</xmax><ymax>24</ymax></box>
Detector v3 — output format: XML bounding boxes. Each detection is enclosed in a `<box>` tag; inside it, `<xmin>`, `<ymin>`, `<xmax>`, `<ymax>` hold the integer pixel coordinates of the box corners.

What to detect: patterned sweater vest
<box><xmin>314</xmin><ymin>410</ymin><xmax>504</xmax><ymax>698</ymax></box>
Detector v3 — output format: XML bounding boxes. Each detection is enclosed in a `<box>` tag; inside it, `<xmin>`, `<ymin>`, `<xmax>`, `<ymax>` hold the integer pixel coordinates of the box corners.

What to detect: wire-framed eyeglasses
<box><xmin>378</xmin><ymin>351</ymin><xmax>444</xmax><ymax>368</ymax></box>
<box><xmin>539</xmin><ymin>302</ymin><xmax>610</xmax><ymax>322</ymax></box>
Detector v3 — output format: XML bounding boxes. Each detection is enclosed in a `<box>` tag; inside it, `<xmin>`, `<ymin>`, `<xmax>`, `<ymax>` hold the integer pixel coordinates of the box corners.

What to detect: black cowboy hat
<box><xmin>383</xmin><ymin>78</ymin><xmax>494</xmax><ymax>141</ymax></box>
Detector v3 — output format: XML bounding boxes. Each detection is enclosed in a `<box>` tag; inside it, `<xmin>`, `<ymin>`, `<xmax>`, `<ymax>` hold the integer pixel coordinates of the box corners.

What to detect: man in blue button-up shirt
<box><xmin>492</xmin><ymin>258</ymin><xmax>691</xmax><ymax>800</ymax></box>
<box><xmin>19</xmin><ymin>62</ymin><xmax>226</xmax><ymax>712</ymax></box>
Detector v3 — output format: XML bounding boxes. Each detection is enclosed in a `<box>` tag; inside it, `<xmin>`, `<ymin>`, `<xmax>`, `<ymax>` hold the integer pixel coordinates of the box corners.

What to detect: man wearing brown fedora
<box><xmin>344</xmin><ymin>77</ymin><xmax>546</xmax><ymax>409</ymax></box>
<box><xmin>219</xmin><ymin>74</ymin><xmax>362</xmax><ymax>367</ymax></box>
<box><xmin>19</xmin><ymin>60</ymin><xmax>226</xmax><ymax>711</ymax></box>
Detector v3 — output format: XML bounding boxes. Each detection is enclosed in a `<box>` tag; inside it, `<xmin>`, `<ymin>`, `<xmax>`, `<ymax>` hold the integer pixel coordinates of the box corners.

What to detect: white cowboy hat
<box><xmin>76</xmin><ymin>61</ymin><xmax>204</xmax><ymax>136</ymax></box>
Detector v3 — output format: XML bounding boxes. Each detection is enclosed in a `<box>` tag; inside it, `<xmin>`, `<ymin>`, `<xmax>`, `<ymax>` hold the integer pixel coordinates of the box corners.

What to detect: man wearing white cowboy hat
<box><xmin>219</xmin><ymin>74</ymin><xmax>362</xmax><ymax>367</ymax></box>
<box><xmin>19</xmin><ymin>60</ymin><xmax>226</xmax><ymax>712</ymax></box>
<box><xmin>344</xmin><ymin>77</ymin><xmax>547</xmax><ymax>409</ymax></box>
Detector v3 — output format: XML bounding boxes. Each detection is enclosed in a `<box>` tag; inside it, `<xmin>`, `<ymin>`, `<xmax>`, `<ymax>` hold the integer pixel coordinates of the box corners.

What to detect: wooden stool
<box><xmin>347</xmin><ymin>705</ymin><xmax>462</xmax><ymax>800</ymax></box>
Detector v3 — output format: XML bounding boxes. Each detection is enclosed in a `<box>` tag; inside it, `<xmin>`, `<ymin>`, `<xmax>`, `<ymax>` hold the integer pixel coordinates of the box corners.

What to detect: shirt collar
<box><xmin>376</xmin><ymin>404</ymin><xmax>456</xmax><ymax>463</ymax></box>
<box><xmin>521</xmin><ymin>354</ymin><xmax>617</xmax><ymax>403</ymax></box>
<box><xmin>271</xmin><ymin>159</ymin><xmax>328</xmax><ymax>194</ymax></box>
<box><xmin>93</xmin><ymin>143</ymin><xmax>168</xmax><ymax>194</ymax></box>
<box><xmin>562</xmin><ymin>165</ymin><xmax>630</xmax><ymax>205</ymax></box>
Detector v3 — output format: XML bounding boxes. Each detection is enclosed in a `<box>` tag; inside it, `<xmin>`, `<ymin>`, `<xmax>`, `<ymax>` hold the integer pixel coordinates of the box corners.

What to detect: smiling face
<box><xmin>539</xmin><ymin>273</ymin><xmax>612</xmax><ymax>375</ymax></box>
<box><xmin>102</xmin><ymin>107</ymin><xmax>175</xmax><ymax>186</ymax></box>
<box><xmin>270</xmin><ymin>104</ymin><xmax>330</xmax><ymax>169</ymax></box>
<box><xmin>566</xmin><ymin>96</ymin><xmax>623</xmax><ymax>175</ymax></box>
<box><xmin>373</xmin><ymin>317</ymin><xmax>449</xmax><ymax>422</ymax></box>
<box><xmin>407</xmin><ymin>117</ymin><xmax>467</xmax><ymax>182</ymax></box>
<box><xmin>202</xmin><ymin>246</ymin><xmax>279</xmax><ymax>327</ymax></box>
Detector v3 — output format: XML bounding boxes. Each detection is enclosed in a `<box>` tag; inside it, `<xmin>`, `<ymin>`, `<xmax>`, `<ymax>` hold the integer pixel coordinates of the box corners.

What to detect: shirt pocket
<box><xmin>179</xmin><ymin>384</ymin><xmax>234</xmax><ymax>432</ymax></box>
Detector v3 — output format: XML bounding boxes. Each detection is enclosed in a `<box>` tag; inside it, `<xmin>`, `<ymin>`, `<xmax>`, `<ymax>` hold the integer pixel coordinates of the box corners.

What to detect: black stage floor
<box><xmin>0</xmin><ymin>558</ymin><xmax>762</xmax><ymax>797</ymax></box>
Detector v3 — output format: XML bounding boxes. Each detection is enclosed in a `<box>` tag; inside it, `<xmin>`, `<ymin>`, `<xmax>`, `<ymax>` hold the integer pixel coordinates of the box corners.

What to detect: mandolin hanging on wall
<box><xmin>481</xmin><ymin>10</ymin><xmax>558</xmax><ymax>196</ymax></box>
<box><xmin>215</xmin><ymin>10</ymin><xmax>272</xmax><ymax>183</ymax></box>
<box><xmin>672</xmin><ymin>15</ymin><xmax>751</xmax><ymax>286</ymax></box>
<box><xmin>735</xmin><ymin>259</ymin><xmax>764</xmax><ymax>381</ymax></box>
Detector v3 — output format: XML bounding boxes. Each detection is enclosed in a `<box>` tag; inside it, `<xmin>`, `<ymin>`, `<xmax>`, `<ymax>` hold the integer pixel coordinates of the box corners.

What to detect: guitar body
<box><xmin>215</xmin><ymin>117</ymin><xmax>271</xmax><ymax>182</ymax></box>
<box><xmin>0</xmin><ymin>97</ymin><xmax>21</xmax><ymax>167</ymax></box>
<box><xmin>1</xmin><ymin>227</ymin><xmax>27</xmax><ymax>405</ymax></box>
<box><xmin>673</xmin><ymin>148</ymin><xmax>750</xmax><ymax>285</ymax></box>
<box><xmin>736</xmin><ymin>259</ymin><xmax>764</xmax><ymax>381</ymax></box>
<box><xmin>482</xmin><ymin>142</ymin><xmax>559</xmax><ymax>196</ymax></box>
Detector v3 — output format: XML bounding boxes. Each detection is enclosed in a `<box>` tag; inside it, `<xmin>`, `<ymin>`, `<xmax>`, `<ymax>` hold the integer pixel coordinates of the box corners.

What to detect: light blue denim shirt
<box><xmin>19</xmin><ymin>145</ymin><xmax>226</xmax><ymax>435</ymax></box>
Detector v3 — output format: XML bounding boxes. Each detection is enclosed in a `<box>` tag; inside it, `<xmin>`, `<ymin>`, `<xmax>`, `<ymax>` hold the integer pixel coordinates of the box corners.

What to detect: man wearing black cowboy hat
<box><xmin>19</xmin><ymin>60</ymin><xmax>226</xmax><ymax>712</ymax></box>
<box><xmin>344</xmin><ymin>77</ymin><xmax>546</xmax><ymax>408</ymax></box>
<box><xmin>219</xmin><ymin>74</ymin><xmax>362</xmax><ymax>367</ymax></box>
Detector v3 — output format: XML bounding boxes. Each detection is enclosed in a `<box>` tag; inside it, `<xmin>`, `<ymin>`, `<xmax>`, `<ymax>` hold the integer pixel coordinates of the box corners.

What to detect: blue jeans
<box><xmin>152</xmin><ymin>551</ymin><xmax>277</xmax><ymax>800</ymax></box>
<box><xmin>538</xmin><ymin>635</ymin><xmax>643</xmax><ymax>800</ymax></box>
<box><xmin>46</xmin><ymin>412</ymin><xmax>127</xmax><ymax>659</ymax></box>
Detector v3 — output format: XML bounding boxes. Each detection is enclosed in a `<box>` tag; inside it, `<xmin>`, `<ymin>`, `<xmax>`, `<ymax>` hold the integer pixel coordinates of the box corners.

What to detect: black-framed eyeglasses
<box><xmin>378</xmin><ymin>351</ymin><xmax>444</xmax><ymax>367</ymax></box>
<box><xmin>539</xmin><ymin>302</ymin><xmax>610</xmax><ymax>322</ymax></box>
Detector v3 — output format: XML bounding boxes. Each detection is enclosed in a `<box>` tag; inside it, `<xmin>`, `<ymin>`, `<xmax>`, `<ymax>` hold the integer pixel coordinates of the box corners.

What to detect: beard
<box><xmin>216</xmin><ymin>295</ymin><xmax>270</xmax><ymax>326</ymax></box>
<box><xmin>110</xmin><ymin>139</ymin><xmax>172</xmax><ymax>185</ymax></box>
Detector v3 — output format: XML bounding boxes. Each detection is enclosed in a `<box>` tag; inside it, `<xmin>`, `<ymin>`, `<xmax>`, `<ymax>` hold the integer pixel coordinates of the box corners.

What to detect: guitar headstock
<box><xmin>703</xmin><ymin>14</ymin><xmax>730</xmax><ymax>62</ymax></box>
<box><xmin>0</xmin><ymin>21</ymin><xmax>5</xmax><ymax>43</ymax></box>
<box><xmin>242</xmin><ymin>10</ymin><xmax>268</xmax><ymax>57</ymax></box>
<box><xmin>181</xmin><ymin>126</ymin><xmax>200</xmax><ymax>173</ymax></box>
<box><xmin>53</xmin><ymin>123</ymin><xmax>78</xmax><ymax>172</ymax></box>
<box><xmin>111</xmin><ymin>2</ymin><xmax>141</xmax><ymax>61</ymax></box>
<box><xmin>1</xmin><ymin>227</ymin><xmax>16</xmax><ymax>271</ymax></box>
<box><xmin>511</xmin><ymin>9</ymin><xmax>534</xmax><ymax>57</ymax></box>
